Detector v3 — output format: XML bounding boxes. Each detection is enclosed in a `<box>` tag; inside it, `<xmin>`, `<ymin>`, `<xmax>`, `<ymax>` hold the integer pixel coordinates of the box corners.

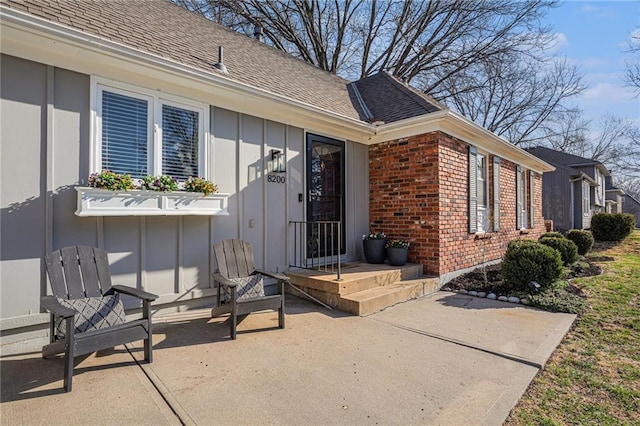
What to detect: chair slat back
<box><xmin>77</xmin><ymin>246</ymin><xmax>101</xmax><ymax>297</ymax></box>
<box><xmin>45</xmin><ymin>246</ymin><xmax>112</xmax><ymax>300</ymax></box>
<box><xmin>214</xmin><ymin>239</ymin><xmax>256</xmax><ymax>279</ymax></box>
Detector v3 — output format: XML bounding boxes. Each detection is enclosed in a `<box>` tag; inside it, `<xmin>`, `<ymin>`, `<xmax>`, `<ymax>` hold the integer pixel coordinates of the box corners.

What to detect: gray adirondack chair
<box><xmin>41</xmin><ymin>246</ymin><xmax>157</xmax><ymax>392</ymax></box>
<box><xmin>212</xmin><ymin>239</ymin><xmax>288</xmax><ymax>339</ymax></box>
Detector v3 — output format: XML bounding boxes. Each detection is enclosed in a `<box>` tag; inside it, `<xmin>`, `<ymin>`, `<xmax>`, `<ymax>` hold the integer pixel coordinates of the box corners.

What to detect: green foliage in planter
<box><xmin>566</xmin><ymin>229</ymin><xmax>594</xmax><ymax>255</ymax></box>
<box><xmin>539</xmin><ymin>232</ymin><xmax>564</xmax><ymax>240</ymax></box>
<box><xmin>184</xmin><ymin>177</ymin><xmax>218</xmax><ymax>196</ymax></box>
<box><xmin>527</xmin><ymin>280</ymin><xmax>586</xmax><ymax>314</ymax></box>
<box><xmin>591</xmin><ymin>213</ymin><xmax>636</xmax><ymax>241</ymax></box>
<box><xmin>502</xmin><ymin>239</ymin><xmax>563</xmax><ymax>289</ymax></box>
<box><xmin>141</xmin><ymin>175</ymin><xmax>179</xmax><ymax>192</ymax></box>
<box><xmin>88</xmin><ymin>170</ymin><xmax>134</xmax><ymax>191</ymax></box>
<box><xmin>385</xmin><ymin>239</ymin><xmax>410</xmax><ymax>249</ymax></box>
<box><xmin>539</xmin><ymin>237</ymin><xmax>579</xmax><ymax>265</ymax></box>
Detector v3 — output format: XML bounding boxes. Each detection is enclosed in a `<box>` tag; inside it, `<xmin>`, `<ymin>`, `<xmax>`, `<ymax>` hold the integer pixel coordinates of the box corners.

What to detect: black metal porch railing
<box><xmin>289</xmin><ymin>221</ymin><xmax>341</xmax><ymax>280</ymax></box>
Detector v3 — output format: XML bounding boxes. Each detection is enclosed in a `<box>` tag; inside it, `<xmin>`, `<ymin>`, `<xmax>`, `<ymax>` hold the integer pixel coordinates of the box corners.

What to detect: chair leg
<box><xmin>63</xmin><ymin>318</ymin><xmax>75</xmax><ymax>392</ymax></box>
<box><xmin>143</xmin><ymin>300</ymin><xmax>153</xmax><ymax>363</ymax></box>
<box><xmin>230</xmin><ymin>288</ymin><xmax>237</xmax><ymax>340</ymax></box>
<box><xmin>279</xmin><ymin>281</ymin><xmax>285</xmax><ymax>329</ymax></box>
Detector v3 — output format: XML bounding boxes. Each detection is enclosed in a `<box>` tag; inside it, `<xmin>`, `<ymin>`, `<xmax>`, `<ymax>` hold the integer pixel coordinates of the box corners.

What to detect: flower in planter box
<box><xmin>363</xmin><ymin>231</ymin><xmax>387</xmax><ymax>240</ymax></box>
<box><xmin>385</xmin><ymin>239</ymin><xmax>410</xmax><ymax>249</ymax></box>
<box><xmin>88</xmin><ymin>170</ymin><xmax>135</xmax><ymax>191</ymax></box>
<box><xmin>184</xmin><ymin>177</ymin><xmax>219</xmax><ymax>196</ymax></box>
<box><xmin>141</xmin><ymin>175</ymin><xmax>179</xmax><ymax>192</ymax></box>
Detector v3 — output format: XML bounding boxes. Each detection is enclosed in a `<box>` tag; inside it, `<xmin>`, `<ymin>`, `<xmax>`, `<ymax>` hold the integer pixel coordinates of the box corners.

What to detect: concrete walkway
<box><xmin>1</xmin><ymin>292</ymin><xmax>576</xmax><ymax>425</ymax></box>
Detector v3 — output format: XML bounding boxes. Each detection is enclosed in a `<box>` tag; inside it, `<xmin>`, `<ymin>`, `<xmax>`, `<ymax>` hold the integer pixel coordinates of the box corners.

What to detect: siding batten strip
<box><xmin>262</xmin><ymin>119</ymin><xmax>267</xmax><ymax>271</ymax></box>
<box><xmin>177</xmin><ymin>216</ymin><xmax>184</xmax><ymax>294</ymax></box>
<box><xmin>140</xmin><ymin>217</ymin><xmax>146</xmax><ymax>291</ymax></box>
<box><xmin>44</xmin><ymin>65</ymin><xmax>55</xmax><ymax>299</ymax></box>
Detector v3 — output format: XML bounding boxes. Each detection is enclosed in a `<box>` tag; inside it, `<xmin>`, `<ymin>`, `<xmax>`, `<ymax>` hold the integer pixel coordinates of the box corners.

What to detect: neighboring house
<box><xmin>605</xmin><ymin>176</ymin><xmax>624</xmax><ymax>214</ymax></box>
<box><xmin>526</xmin><ymin>146</ymin><xmax>612</xmax><ymax>232</ymax></box>
<box><xmin>622</xmin><ymin>194</ymin><xmax>640</xmax><ymax>227</ymax></box>
<box><xmin>0</xmin><ymin>0</ymin><xmax>552</xmax><ymax>353</ymax></box>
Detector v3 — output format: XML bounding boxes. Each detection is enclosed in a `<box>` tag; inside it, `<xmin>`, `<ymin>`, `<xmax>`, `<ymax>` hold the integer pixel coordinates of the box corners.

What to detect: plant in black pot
<box><xmin>362</xmin><ymin>231</ymin><xmax>387</xmax><ymax>264</ymax></box>
<box><xmin>385</xmin><ymin>239</ymin><xmax>410</xmax><ymax>266</ymax></box>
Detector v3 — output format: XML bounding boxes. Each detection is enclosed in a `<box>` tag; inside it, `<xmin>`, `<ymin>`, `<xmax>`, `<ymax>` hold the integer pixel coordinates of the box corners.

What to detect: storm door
<box><xmin>306</xmin><ymin>134</ymin><xmax>346</xmax><ymax>258</ymax></box>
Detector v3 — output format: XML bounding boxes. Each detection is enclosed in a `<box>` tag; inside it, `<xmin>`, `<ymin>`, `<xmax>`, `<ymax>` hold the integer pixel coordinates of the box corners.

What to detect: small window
<box><xmin>516</xmin><ymin>167</ymin><xmax>528</xmax><ymax>229</ymax></box>
<box><xmin>476</xmin><ymin>154</ymin><xmax>488</xmax><ymax>232</ymax></box>
<box><xmin>94</xmin><ymin>80</ymin><xmax>207</xmax><ymax>180</ymax></box>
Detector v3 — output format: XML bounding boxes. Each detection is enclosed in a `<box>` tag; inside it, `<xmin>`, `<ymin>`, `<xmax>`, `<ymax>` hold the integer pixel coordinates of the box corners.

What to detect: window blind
<box><xmin>162</xmin><ymin>105</ymin><xmax>199</xmax><ymax>181</ymax></box>
<box><xmin>101</xmin><ymin>91</ymin><xmax>149</xmax><ymax>177</ymax></box>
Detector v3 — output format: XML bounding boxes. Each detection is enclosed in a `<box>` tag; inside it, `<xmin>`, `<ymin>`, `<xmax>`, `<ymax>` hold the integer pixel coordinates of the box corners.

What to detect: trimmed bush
<box><xmin>502</xmin><ymin>239</ymin><xmax>563</xmax><ymax>289</ymax></box>
<box><xmin>591</xmin><ymin>213</ymin><xmax>636</xmax><ymax>241</ymax></box>
<box><xmin>539</xmin><ymin>237</ymin><xmax>579</xmax><ymax>265</ymax></box>
<box><xmin>566</xmin><ymin>229</ymin><xmax>594</xmax><ymax>255</ymax></box>
<box><xmin>539</xmin><ymin>232</ymin><xmax>564</xmax><ymax>240</ymax></box>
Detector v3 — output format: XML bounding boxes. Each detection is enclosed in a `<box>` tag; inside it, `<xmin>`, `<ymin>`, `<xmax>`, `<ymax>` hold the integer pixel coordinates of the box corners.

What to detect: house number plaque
<box><xmin>267</xmin><ymin>174</ymin><xmax>286</xmax><ymax>184</ymax></box>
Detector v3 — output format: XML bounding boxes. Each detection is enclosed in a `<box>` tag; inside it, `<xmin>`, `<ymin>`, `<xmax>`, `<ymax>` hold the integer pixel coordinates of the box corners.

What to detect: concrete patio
<box><xmin>1</xmin><ymin>292</ymin><xmax>576</xmax><ymax>425</ymax></box>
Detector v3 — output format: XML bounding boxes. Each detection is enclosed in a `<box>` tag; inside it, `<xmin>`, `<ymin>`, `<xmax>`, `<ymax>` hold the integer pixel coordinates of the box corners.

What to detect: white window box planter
<box><xmin>75</xmin><ymin>187</ymin><xmax>229</xmax><ymax>216</ymax></box>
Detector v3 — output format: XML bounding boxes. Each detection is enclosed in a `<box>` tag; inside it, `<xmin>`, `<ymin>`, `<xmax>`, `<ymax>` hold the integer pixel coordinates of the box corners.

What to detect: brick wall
<box><xmin>369</xmin><ymin>132</ymin><xmax>546</xmax><ymax>278</ymax></box>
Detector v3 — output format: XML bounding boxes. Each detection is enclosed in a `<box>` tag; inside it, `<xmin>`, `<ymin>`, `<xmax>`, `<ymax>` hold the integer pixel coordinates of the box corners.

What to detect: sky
<box><xmin>545</xmin><ymin>1</ymin><xmax>639</xmax><ymax>123</ymax></box>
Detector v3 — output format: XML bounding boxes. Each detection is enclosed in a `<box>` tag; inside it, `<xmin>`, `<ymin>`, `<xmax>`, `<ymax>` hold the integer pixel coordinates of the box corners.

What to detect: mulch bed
<box><xmin>443</xmin><ymin>260</ymin><xmax>601</xmax><ymax>295</ymax></box>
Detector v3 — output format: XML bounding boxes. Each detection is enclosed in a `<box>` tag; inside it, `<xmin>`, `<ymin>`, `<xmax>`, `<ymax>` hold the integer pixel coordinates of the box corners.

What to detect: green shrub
<box><xmin>502</xmin><ymin>239</ymin><xmax>563</xmax><ymax>289</ymax></box>
<box><xmin>566</xmin><ymin>229</ymin><xmax>594</xmax><ymax>255</ymax></box>
<box><xmin>539</xmin><ymin>237</ymin><xmax>579</xmax><ymax>265</ymax></box>
<box><xmin>591</xmin><ymin>213</ymin><xmax>636</xmax><ymax>241</ymax></box>
<box><xmin>539</xmin><ymin>232</ymin><xmax>564</xmax><ymax>240</ymax></box>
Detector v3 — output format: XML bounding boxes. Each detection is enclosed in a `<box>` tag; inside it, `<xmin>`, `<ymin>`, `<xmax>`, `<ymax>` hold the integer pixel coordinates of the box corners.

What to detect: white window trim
<box><xmin>90</xmin><ymin>76</ymin><xmax>210</xmax><ymax>179</ymax></box>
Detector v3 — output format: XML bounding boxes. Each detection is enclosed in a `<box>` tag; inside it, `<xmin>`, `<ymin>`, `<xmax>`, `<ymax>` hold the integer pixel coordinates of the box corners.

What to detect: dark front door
<box><xmin>306</xmin><ymin>134</ymin><xmax>345</xmax><ymax>257</ymax></box>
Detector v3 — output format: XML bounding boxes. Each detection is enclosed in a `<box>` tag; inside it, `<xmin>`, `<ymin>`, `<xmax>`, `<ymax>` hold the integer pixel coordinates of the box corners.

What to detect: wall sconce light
<box><xmin>270</xmin><ymin>149</ymin><xmax>286</xmax><ymax>173</ymax></box>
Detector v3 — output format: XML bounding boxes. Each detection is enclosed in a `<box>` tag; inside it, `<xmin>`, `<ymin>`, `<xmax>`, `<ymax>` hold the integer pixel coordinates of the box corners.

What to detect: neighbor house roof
<box><xmin>527</xmin><ymin>146</ymin><xmax>610</xmax><ymax>175</ymax></box>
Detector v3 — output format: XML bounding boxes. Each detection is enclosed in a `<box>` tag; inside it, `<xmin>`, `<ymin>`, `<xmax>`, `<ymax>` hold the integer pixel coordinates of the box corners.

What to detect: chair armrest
<box><xmin>111</xmin><ymin>285</ymin><xmax>158</xmax><ymax>301</ymax></box>
<box><xmin>255</xmin><ymin>269</ymin><xmax>290</xmax><ymax>282</ymax></box>
<box><xmin>41</xmin><ymin>296</ymin><xmax>76</xmax><ymax>319</ymax></box>
<box><xmin>212</xmin><ymin>272</ymin><xmax>238</xmax><ymax>287</ymax></box>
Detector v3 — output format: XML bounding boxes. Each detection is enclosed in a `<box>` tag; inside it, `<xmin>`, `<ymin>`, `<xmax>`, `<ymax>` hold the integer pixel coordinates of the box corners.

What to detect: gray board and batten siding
<box><xmin>0</xmin><ymin>54</ymin><xmax>370</xmax><ymax>353</ymax></box>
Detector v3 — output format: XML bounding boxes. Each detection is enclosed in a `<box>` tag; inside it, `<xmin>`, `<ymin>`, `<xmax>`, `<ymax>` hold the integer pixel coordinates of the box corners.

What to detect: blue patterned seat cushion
<box><xmin>221</xmin><ymin>274</ymin><xmax>265</xmax><ymax>303</ymax></box>
<box><xmin>55</xmin><ymin>293</ymin><xmax>126</xmax><ymax>336</ymax></box>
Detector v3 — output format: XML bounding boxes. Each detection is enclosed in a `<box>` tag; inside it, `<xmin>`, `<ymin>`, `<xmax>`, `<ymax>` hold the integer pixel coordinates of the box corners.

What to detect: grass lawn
<box><xmin>506</xmin><ymin>230</ymin><xmax>640</xmax><ymax>425</ymax></box>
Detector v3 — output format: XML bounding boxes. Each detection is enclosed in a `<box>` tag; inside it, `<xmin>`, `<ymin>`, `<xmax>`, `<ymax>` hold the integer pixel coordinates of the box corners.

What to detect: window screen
<box><xmin>101</xmin><ymin>91</ymin><xmax>149</xmax><ymax>178</ymax></box>
<box><xmin>162</xmin><ymin>104</ymin><xmax>199</xmax><ymax>181</ymax></box>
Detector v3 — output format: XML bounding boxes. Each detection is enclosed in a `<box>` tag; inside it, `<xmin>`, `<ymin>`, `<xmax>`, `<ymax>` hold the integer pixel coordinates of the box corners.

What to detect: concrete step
<box><xmin>287</xmin><ymin>263</ymin><xmax>424</xmax><ymax>296</ymax></box>
<box><xmin>340</xmin><ymin>276</ymin><xmax>440</xmax><ymax>316</ymax></box>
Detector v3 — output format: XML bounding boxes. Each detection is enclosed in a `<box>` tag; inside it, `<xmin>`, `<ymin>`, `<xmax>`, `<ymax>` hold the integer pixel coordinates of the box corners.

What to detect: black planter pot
<box><xmin>363</xmin><ymin>239</ymin><xmax>387</xmax><ymax>264</ymax></box>
<box><xmin>386</xmin><ymin>247</ymin><xmax>408</xmax><ymax>266</ymax></box>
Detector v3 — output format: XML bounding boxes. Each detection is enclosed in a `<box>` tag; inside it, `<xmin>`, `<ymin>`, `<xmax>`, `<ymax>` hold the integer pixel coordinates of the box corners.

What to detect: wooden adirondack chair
<box><xmin>41</xmin><ymin>246</ymin><xmax>157</xmax><ymax>392</ymax></box>
<box><xmin>212</xmin><ymin>239</ymin><xmax>288</xmax><ymax>339</ymax></box>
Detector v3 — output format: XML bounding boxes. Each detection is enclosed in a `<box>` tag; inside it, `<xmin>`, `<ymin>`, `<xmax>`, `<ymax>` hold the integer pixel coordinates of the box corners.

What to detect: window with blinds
<box><xmin>101</xmin><ymin>91</ymin><xmax>149</xmax><ymax>177</ymax></box>
<box><xmin>162</xmin><ymin>104</ymin><xmax>199</xmax><ymax>181</ymax></box>
<box><xmin>96</xmin><ymin>82</ymin><xmax>206</xmax><ymax>181</ymax></box>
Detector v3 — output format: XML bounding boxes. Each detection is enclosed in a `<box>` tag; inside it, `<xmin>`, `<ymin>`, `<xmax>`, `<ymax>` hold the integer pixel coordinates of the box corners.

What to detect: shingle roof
<box><xmin>526</xmin><ymin>146</ymin><xmax>601</xmax><ymax>168</ymax></box>
<box><xmin>2</xmin><ymin>0</ymin><xmax>369</xmax><ymax>120</ymax></box>
<box><xmin>1</xmin><ymin>0</ymin><xmax>443</xmax><ymax>124</ymax></box>
<box><xmin>350</xmin><ymin>72</ymin><xmax>442</xmax><ymax>123</ymax></box>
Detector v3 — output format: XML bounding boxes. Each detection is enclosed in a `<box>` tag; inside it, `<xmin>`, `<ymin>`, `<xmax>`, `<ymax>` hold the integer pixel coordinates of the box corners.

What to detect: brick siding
<box><xmin>369</xmin><ymin>132</ymin><xmax>546</xmax><ymax>277</ymax></box>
